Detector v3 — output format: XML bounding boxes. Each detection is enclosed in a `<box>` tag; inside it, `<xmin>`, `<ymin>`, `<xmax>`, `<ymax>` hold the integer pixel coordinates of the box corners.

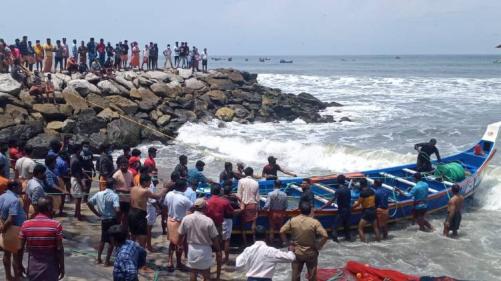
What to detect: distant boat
<box><xmin>245</xmin><ymin>58</ymin><xmax>249</xmax><ymax>62</ymax></box>
<box><xmin>493</xmin><ymin>59</ymin><xmax>501</xmax><ymax>64</ymax></box>
<box><xmin>395</xmin><ymin>56</ymin><xmax>401</xmax><ymax>59</ymax></box>
<box><xmin>228</xmin><ymin>57</ymin><xmax>232</xmax><ymax>62</ymax></box>
<box><xmin>259</xmin><ymin>58</ymin><xmax>265</xmax><ymax>62</ymax></box>
<box><xmin>265</xmin><ymin>57</ymin><xmax>271</xmax><ymax>61</ymax></box>
<box><xmin>279</xmin><ymin>59</ymin><xmax>293</xmax><ymax>63</ymax></box>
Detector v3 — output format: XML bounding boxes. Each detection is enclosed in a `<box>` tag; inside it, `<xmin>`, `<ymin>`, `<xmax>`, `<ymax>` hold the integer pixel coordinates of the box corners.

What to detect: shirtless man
<box><xmin>443</xmin><ymin>184</ymin><xmax>464</xmax><ymax>238</ymax></box>
<box><xmin>129</xmin><ymin>173</ymin><xmax>168</xmax><ymax>248</ymax></box>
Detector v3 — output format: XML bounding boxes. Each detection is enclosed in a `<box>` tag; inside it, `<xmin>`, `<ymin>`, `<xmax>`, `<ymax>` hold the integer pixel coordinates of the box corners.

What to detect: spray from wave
<box><xmin>476</xmin><ymin>166</ymin><xmax>501</xmax><ymax>211</ymax></box>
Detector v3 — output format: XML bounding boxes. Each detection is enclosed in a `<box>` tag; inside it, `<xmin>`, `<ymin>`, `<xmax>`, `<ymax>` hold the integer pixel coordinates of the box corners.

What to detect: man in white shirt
<box><xmin>237</xmin><ymin>167</ymin><xmax>260</xmax><ymax>245</ymax></box>
<box><xmin>163</xmin><ymin>44</ymin><xmax>173</xmax><ymax>69</ymax></box>
<box><xmin>163</xmin><ymin>179</ymin><xmax>192</xmax><ymax>270</ymax></box>
<box><xmin>236</xmin><ymin>239</ymin><xmax>295</xmax><ymax>281</ymax></box>
<box><xmin>15</xmin><ymin>145</ymin><xmax>36</xmax><ymax>182</ymax></box>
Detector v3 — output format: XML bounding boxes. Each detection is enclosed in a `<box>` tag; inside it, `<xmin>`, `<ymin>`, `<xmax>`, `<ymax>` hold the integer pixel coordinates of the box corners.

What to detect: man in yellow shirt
<box><xmin>34</xmin><ymin>40</ymin><xmax>44</xmax><ymax>72</ymax></box>
<box><xmin>43</xmin><ymin>38</ymin><xmax>54</xmax><ymax>73</ymax></box>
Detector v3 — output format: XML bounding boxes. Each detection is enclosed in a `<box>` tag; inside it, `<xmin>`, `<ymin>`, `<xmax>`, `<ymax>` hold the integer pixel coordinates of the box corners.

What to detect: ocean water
<box><xmin>149</xmin><ymin>55</ymin><xmax>501</xmax><ymax>280</ymax></box>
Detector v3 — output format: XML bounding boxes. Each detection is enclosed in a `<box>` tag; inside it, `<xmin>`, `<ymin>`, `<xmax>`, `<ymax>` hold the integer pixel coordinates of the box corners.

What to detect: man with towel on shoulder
<box><xmin>163</xmin><ymin>179</ymin><xmax>192</xmax><ymax>271</ymax></box>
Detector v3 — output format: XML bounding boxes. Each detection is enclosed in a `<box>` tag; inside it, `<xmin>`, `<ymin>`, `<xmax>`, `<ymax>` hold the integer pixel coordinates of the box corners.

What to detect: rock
<box><xmin>97</xmin><ymin>108</ymin><xmax>120</xmax><ymax>121</ymax></box>
<box><xmin>67</xmin><ymin>79</ymin><xmax>100</xmax><ymax>97</ymax></box>
<box><xmin>27</xmin><ymin>133</ymin><xmax>59</xmax><ymax>158</ymax></box>
<box><xmin>204</xmin><ymin>78</ymin><xmax>237</xmax><ymax>91</ymax></box>
<box><xmin>165</xmin><ymin>72</ymin><xmax>184</xmax><ymax>83</ymax></box>
<box><xmin>0</xmin><ymin>92</ymin><xmax>14</xmax><ymax>103</ymax></box>
<box><xmin>158</xmin><ymin>103</ymin><xmax>175</xmax><ymax>115</ymax></box>
<box><xmin>0</xmin><ymin>120</ymin><xmax>44</xmax><ymax>143</ymax></box>
<box><xmin>74</xmin><ymin>108</ymin><xmax>106</xmax><ymax>134</ymax></box>
<box><xmin>193</xmin><ymin>98</ymin><xmax>209</xmax><ymax>116</ymax></box>
<box><xmin>229</xmin><ymin>104</ymin><xmax>250</xmax><ymax>119</ymax></box>
<box><xmin>112</xmin><ymin>81</ymin><xmax>130</xmax><ymax>96</ymax></box>
<box><xmin>62</xmin><ymin>87</ymin><xmax>89</xmax><ymax>114</ymax></box>
<box><xmin>325</xmin><ymin>101</ymin><xmax>343</xmax><ymax>107</ymax></box>
<box><xmin>120</xmin><ymin>71</ymin><xmax>138</xmax><ymax>81</ymax></box>
<box><xmin>226</xmin><ymin>70</ymin><xmax>245</xmax><ymax>85</ymax></box>
<box><xmin>339</xmin><ymin>116</ymin><xmax>352</xmax><ymax>122</ymax></box>
<box><xmin>132</xmin><ymin>78</ymin><xmax>139</xmax><ymax>89</ymax></box>
<box><xmin>173</xmin><ymin>109</ymin><xmax>197</xmax><ymax>123</ymax></box>
<box><xmin>86</xmin><ymin>93</ymin><xmax>110</xmax><ymax>112</ymax></box>
<box><xmin>46</xmin><ymin>121</ymin><xmax>64</xmax><ymax>131</ymax></box>
<box><xmin>175</xmin><ymin>94</ymin><xmax>194</xmax><ymax>110</ymax></box>
<box><xmin>107</xmin><ymin>119</ymin><xmax>142</xmax><ymax>148</ymax></box>
<box><xmin>149</xmin><ymin>109</ymin><xmax>162</xmax><ymax>121</ymax></box>
<box><xmin>136</xmin><ymin>88</ymin><xmax>160</xmax><ymax>112</ymax></box>
<box><xmin>150</xmin><ymin>82</ymin><xmax>182</xmax><ymax>99</ymax></box>
<box><xmin>97</xmin><ymin>80</ymin><xmax>121</xmax><ymax>95</ymax></box>
<box><xmin>178</xmin><ymin>68</ymin><xmax>193</xmax><ymax>79</ymax></box>
<box><xmin>134</xmin><ymin>112</ymin><xmax>149</xmax><ymax>119</ymax></box>
<box><xmin>215</xmin><ymin>107</ymin><xmax>235</xmax><ymax>122</ymax></box>
<box><xmin>105</xmin><ymin>95</ymin><xmax>138</xmax><ymax>115</ymax></box>
<box><xmin>241</xmin><ymin>71</ymin><xmax>257</xmax><ymax>82</ymax></box>
<box><xmin>89</xmin><ymin>131</ymin><xmax>109</xmax><ymax>150</ymax></box>
<box><xmin>113</xmin><ymin>75</ymin><xmax>135</xmax><ymax>90</ymax></box>
<box><xmin>5</xmin><ymin>104</ymin><xmax>29</xmax><ymax>121</ymax></box>
<box><xmin>85</xmin><ymin>73</ymin><xmax>100</xmax><ymax>83</ymax></box>
<box><xmin>145</xmin><ymin>71</ymin><xmax>170</xmax><ymax>82</ymax></box>
<box><xmin>230</xmin><ymin>90</ymin><xmax>261</xmax><ymax>103</ymax></box>
<box><xmin>156</xmin><ymin>115</ymin><xmax>171</xmax><ymax>127</ymax></box>
<box><xmin>18</xmin><ymin>91</ymin><xmax>34</xmax><ymax>105</ymax></box>
<box><xmin>61</xmin><ymin>119</ymin><xmax>76</xmax><ymax>133</ymax></box>
<box><xmin>0</xmin><ymin>114</ymin><xmax>17</xmax><ymax>129</ymax></box>
<box><xmin>30</xmin><ymin>112</ymin><xmax>43</xmax><ymax>120</ymax></box>
<box><xmin>0</xmin><ymin>74</ymin><xmax>22</xmax><ymax>96</ymax></box>
<box><xmin>137</xmin><ymin>76</ymin><xmax>155</xmax><ymax>87</ymax></box>
<box><xmin>184</xmin><ymin>78</ymin><xmax>206</xmax><ymax>90</ymax></box>
<box><xmin>296</xmin><ymin>92</ymin><xmax>326</xmax><ymax>109</ymax></box>
<box><xmin>206</xmin><ymin>90</ymin><xmax>227</xmax><ymax>105</ymax></box>
<box><xmin>32</xmin><ymin>104</ymin><xmax>73</xmax><ymax>120</ymax></box>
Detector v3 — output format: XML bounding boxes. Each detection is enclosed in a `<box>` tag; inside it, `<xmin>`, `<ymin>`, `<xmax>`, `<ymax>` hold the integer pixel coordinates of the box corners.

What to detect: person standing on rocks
<box><xmin>71</xmin><ymin>39</ymin><xmax>78</xmax><ymax>61</ymax></box>
<box><xmin>54</xmin><ymin>40</ymin><xmax>64</xmax><ymax>73</ymax></box>
<box><xmin>163</xmin><ymin>44</ymin><xmax>173</xmax><ymax>69</ymax></box>
<box><xmin>113</xmin><ymin>156</ymin><xmax>134</xmax><ymax>229</ymax></box>
<box><xmin>114</xmin><ymin>43</ymin><xmax>122</xmax><ymax>70</ymax></box>
<box><xmin>121</xmin><ymin>40</ymin><xmax>129</xmax><ymax>69</ymax></box>
<box><xmin>202</xmin><ymin>48</ymin><xmax>208</xmax><ymax>73</ymax></box>
<box><xmin>19</xmin><ymin>197</ymin><xmax>65</xmax><ymax>281</ymax></box>
<box><xmin>34</xmin><ymin>40</ymin><xmax>44</xmax><ymax>72</ymax></box>
<box><xmin>43</xmin><ymin>38</ymin><xmax>54</xmax><ymax>73</ymax></box>
<box><xmin>77</xmin><ymin>40</ymin><xmax>87</xmax><ymax>67</ymax></box>
<box><xmin>87</xmin><ymin>178</ymin><xmax>120</xmax><ymax>266</ymax></box>
<box><xmin>237</xmin><ymin>167</ymin><xmax>260</xmax><ymax>245</ymax></box>
<box><xmin>61</xmin><ymin>38</ymin><xmax>69</xmax><ymax>70</ymax></box>
<box><xmin>130</xmin><ymin>42</ymin><xmax>140</xmax><ymax>69</ymax></box>
<box><xmin>174</xmin><ymin>41</ymin><xmax>180</xmax><ymax>68</ymax></box>
<box><xmin>141</xmin><ymin>44</ymin><xmax>149</xmax><ymax>71</ymax></box>
<box><xmin>179</xmin><ymin>198</ymin><xmax>221</xmax><ymax>281</ymax></box>
<box><xmin>96</xmin><ymin>39</ymin><xmax>106</xmax><ymax>66</ymax></box>
<box><xmin>87</xmin><ymin>38</ymin><xmax>97</xmax><ymax>67</ymax></box>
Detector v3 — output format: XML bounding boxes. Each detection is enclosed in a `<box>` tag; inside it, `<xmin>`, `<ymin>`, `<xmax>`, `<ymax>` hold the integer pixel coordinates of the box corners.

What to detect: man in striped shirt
<box><xmin>19</xmin><ymin>196</ymin><xmax>65</xmax><ymax>281</ymax></box>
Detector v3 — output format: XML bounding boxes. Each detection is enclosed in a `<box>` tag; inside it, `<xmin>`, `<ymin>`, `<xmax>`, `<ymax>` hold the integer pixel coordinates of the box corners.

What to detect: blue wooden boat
<box><xmin>232</xmin><ymin>121</ymin><xmax>501</xmax><ymax>235</ymax></box>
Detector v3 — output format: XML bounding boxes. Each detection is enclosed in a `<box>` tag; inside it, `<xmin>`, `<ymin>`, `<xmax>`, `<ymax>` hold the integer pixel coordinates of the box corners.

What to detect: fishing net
<box><xmin>434</xmin><ymin>162</ymin><xmax>465</xmax><ymax>182</ymax></box>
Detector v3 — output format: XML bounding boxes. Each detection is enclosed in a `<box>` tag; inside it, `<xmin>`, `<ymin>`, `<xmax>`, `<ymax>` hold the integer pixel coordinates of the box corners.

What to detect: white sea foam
<box><xmin>477</xmin><ymin>166</ymin><xmax>501</xmax><ymax>211</ymax></box>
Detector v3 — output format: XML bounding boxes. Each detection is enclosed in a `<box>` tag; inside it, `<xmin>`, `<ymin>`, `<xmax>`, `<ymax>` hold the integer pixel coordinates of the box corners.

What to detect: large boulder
<box><xmin>61</xmin><ymin>119</ymin><xmax>76</xmax><ymax>133</ymax></box>
<box><xmin>89</xmin><ymin>131</ymin><xmax>109</xmax><ymax>151</ymax></box>
<box><xmin>136</xmin><ymin>88</ymin><xmax>160</xmax><ymax>112</ymax></box>
<box><xmin>204</xmin><ymin>78</ymin><xmax>237</xmax><ymax>91</ymax></box>
<box><xmin>84</xmin><ymin>73</ymin><xmax>100</xmax><ymax>83</ymax></box>
<box><xmin>145</xmin><ymin>71</ymin><xmax>170</xmax><ymax>82</ymax></box>
<box><xmin>120</xmin><ymin>71</ymin><xmax>138</xmax><ymax>81</ymax></box>
<box><xmin>215</xmin><ymin>107</ymin><xmax>235</xmax><ymax>122</ymax></box>
<box><xmin>113</xmin><ymin>75</ymin><xmax>134</xmax><ymax>90</ymax></box>
<box><xmin>173</xmin><ymin>109</ymin><xmax>197</xmax><ymax>123</ymax></box>
<box><xmin>27</xmin><ymin>133</ymin><xmax>60</xmax><ymax>158</ymax></box>
<box><xmin>178</xmin><ymin>68</ymin><xmax>193</xmax><ymax>79</ymax></box>
<box><xmin>74</xmin><ymin>108</ymin><xmax>107</xmax><ymax>134</ymax></box>
<box><xmin>226</xmin><ymin>70</ymin><xmax>245</xmax><ymax>85</ymax></box>
<box><xmin>32</xmin><ymin>104</ymin><xmax>73</xmax><ymax>120</ymax></box>
<box><xmin>150</xmin><ymin>81</ymin><xmax>182</xmax><ymax>99</ymax></box>
<box><xmin>105</xmin><ymin>95</ymin><xmax>138</xmax><ymax>115</ymax></box>
<box><xmin>5</xmin><ymin>104</ymin><xmax>29</xmax><ymax>122</ymax></box>
<box><xmin>62</xmin><ymin>87</ymin><xmax>89</xmax><ymax>114</ymax></box>
<box><xmin>296</xmin><ymin>92</ymin><xmax>326</xmax><ymax>109</ymax></box>
<box><xmin>229</xmin><ymin>104</ymin><xmax>250</xmax><ymax>119</ymax></box>
<box><xmin>86</xmin><ymin>93</ymin><xmax>109</xmax><ymax>112</ymax></box>
<box><xmin>0</xmin><ymin>74</ymin><xmax>22</xmax><ymax>96</ymax></box>
<box><xmin>156</xmin><ymin>115</ymin><xmax>171</xmax><ymax>127</ymax></box>
<box><xmin>107</xmin><ymin>119</ymin><xmax>142</xmax><ymax>148</ymax></box>
<box><xmin>165</xmin><ymin>72</ymin><xmax>184</xmax><ymax>83</ymax></box>
<box><xmin>0</xmin><ymin>120</ymin><xmax>44</xmax><ymax>143</ymax></box>
<box><xmin>97</xmin><ymin>80</ymin><xmax>121</xmax><ymax>95</ymax></box>
<box><xmin>206</xmin><ymin>90</ymin><xmax>227</xmax><ymax>105</ymax></box>
<box><xmin>0</xmin><ymin>114</ymin><xmax>17</xmax><ymax>129</ymax></box>
<box><xmin>184</xmin><ymin>78</ymin><xmax>206</xmax><ymax>90</ymax></box>
<box><xmin>67</xmin><ymin>79</ymin><xmax>100</xmax><ymax>97</ymax></box>
<box><xmin>46</xmin><ymin>121</ymin><xmax>64</xmax><ymax>131</ymax></box>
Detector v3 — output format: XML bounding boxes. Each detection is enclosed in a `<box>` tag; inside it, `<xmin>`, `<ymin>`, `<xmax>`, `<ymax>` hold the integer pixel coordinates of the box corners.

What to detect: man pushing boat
<box><xmin>414</xmin><ymin>138</ymin><xmax>441</xmax><ymax>172</ymax></box>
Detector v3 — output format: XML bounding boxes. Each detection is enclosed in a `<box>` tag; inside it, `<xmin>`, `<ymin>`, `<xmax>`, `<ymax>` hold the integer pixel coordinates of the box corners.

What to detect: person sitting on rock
<box><xmin>28</xmin><ymin>72</ymin><xmax>55</xmax><ymax>104</ymax></box>
<box><xmin>90</xmin><ymin>58</ymin><xmax>102</xmax><ymax>76</ymax></box>
<box><xmin>78</xmin><ymin>61</ymin><xmax>88</xmax><ymax>74</ymax></box>
<box><xmin>66</xmin><ymin>56</ymin><xmax>78</xmax><ymax>74</ymax></box>
<box><xmin>10</xmin><ymin>58</ymin><xmax>29</xmax><ymax>88</ymax></box>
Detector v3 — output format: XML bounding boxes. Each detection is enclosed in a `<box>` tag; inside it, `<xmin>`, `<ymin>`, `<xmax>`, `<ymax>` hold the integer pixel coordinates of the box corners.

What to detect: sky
<box><xmin>1</xmin><ymin>0</ymin><xmax>500</xmax><ymax>55</ymax></box>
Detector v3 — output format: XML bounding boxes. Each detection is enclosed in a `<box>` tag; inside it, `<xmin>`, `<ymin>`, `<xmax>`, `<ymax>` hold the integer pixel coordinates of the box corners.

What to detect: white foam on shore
<box><xmin>477</xmin><ymin>166</ymin><xmax>501</xmax><ymax>211</ymax></box>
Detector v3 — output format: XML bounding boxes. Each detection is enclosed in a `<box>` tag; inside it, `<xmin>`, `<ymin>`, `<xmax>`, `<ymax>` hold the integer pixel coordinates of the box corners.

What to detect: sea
<box><xmin>149</xmin><ymin>55</ymin><xmax>501</xmax><ymax>280</ymax></box>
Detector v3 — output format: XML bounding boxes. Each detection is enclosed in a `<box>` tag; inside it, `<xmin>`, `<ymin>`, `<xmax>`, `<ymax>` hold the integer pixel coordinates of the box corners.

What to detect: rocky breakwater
<box><xmin>0</xmin><ymin>68</ymin><xmax>342</xmax><ymax>157</ymax></box>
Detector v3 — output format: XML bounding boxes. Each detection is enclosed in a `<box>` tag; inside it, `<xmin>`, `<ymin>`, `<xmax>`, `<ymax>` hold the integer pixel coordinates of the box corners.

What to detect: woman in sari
<box><xmin>130</xmin><ymin>42</ymin><xmax>140</xmax><ymax>69</ymax></box>
<box><xmin>43</xmin><ymin>39</ymin><xmax>54</xmax><ymax>73</ymax></box>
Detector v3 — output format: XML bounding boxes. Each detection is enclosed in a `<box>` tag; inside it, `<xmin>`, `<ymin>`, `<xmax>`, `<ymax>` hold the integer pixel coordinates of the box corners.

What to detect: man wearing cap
<box><xmin>0</xmin><ymin>181</ymin><xmax>26</xmax><ymax>281</ymax></box>
<box><xmin>188</xmin><ymin>160</ymin><xmax>216</xmax><ymax>189</ymax></box>
<box><xmin>143</xmin><ymin>147</ymin><xmax>157</xmax><ymax>171</ymax></box>
<box><xmin>262</xmin><ymin>156</ymin><xmax>297</xmax><ymax>180</ymax></box>
<box><xmin>179</xmin><ymin>198</ymin><xmax>220</xmax><ymax>281</ymax></box>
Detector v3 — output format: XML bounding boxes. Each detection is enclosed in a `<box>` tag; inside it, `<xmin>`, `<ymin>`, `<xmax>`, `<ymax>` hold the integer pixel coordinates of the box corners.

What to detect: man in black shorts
<box><xmin>352</xmin><ymin>179</ymin><xmax>380</xmax><ymax>242</ymax></box>
<box><xmin>261</xmin><ymin>156</ymin><xmax>297</xmax><ymax>180</ymax></box>
<box><xmin>87</xmin><ymin>178</ymin><xmax>120</xmax><ymax>266</ymax></box>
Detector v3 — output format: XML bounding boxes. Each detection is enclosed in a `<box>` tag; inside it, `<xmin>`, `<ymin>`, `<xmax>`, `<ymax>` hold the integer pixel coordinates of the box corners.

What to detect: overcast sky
<box><xmin>1</xmin><ymin>0</ymin><xmax>500</xmax><ymax>55</ymax></box>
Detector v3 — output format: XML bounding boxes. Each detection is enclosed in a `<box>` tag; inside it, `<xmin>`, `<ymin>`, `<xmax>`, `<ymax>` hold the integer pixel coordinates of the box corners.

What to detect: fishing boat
<box><xmin>229</xmin><ymin>121</ymin><xmax>500</xmax><ymax>234</ymax></box>
<box><xmin>280</xmin><ymin>59</ymin><xmax>293</xmax><ymax>63</ymax></box>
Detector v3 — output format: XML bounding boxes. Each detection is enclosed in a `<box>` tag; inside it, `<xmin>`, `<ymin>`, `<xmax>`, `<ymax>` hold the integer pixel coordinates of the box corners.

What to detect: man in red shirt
<box><xmin>19</xmin><ymin>196</ymin><xmax>65</xmax><ymax>281</ymax></box>
<box><xmin>206</xmin><ymin>185</ymin><xmax>233</xmax><ymax>280</ymax></box>
<box><xmin>143</xmin><ymin>147</ymin><xmax>157</xmax><ymax>171</ymax></box>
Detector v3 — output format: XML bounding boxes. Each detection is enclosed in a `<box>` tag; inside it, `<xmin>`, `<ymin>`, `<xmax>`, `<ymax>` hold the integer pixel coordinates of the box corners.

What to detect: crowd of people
<box><xmin>0</xmin><ymin>36</ymin><xmax>209</xmax><ymax>95</ymax></box>
<box><xmin>0</xmin><ymin>137</ymin><xmax>464</xmax><ymax>281</ymax></box>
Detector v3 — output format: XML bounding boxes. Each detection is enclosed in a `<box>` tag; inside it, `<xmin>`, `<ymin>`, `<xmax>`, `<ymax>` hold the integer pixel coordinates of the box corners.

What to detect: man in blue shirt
<box><xmin>0</xmin><ymin>181</ymin><xmax>26</xmax><ymax>281</ymax></box>
<box><xmin>109</xmin><ymin>225</ymin><xmax>146</xmax><ymax>281</ymax></box>
<box><xmin>374</xmin><ymin>180</ymin><xmax>391</xmax><ymax>239</ymax></box>
<box><xmin>410</xmin><ymin>173</ymin><xmax>433</xmax><ymax>232</ymax></box>
<box><xmin>187</xmin><ymin>160</ymin><xmax>215</xmax><ymax>189</ymax></box>
<box><xmin>48</xmin><ymin>139</ymin><xmax>69</xmax><ymax>216</ymax></box>
<box><xmin>88</xmin><ymin>178</ymin><xmax>121</xmax><ymax>266</ymax></box>
<box><xmin>320</xmin><ymin>175</ymin><xmax>352</xmax><ymax>242</ymax></box>
<box><xmin>0</xmin><ymin>142</ymin><xmax>10</xmax><ymax>178</ymax></box>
